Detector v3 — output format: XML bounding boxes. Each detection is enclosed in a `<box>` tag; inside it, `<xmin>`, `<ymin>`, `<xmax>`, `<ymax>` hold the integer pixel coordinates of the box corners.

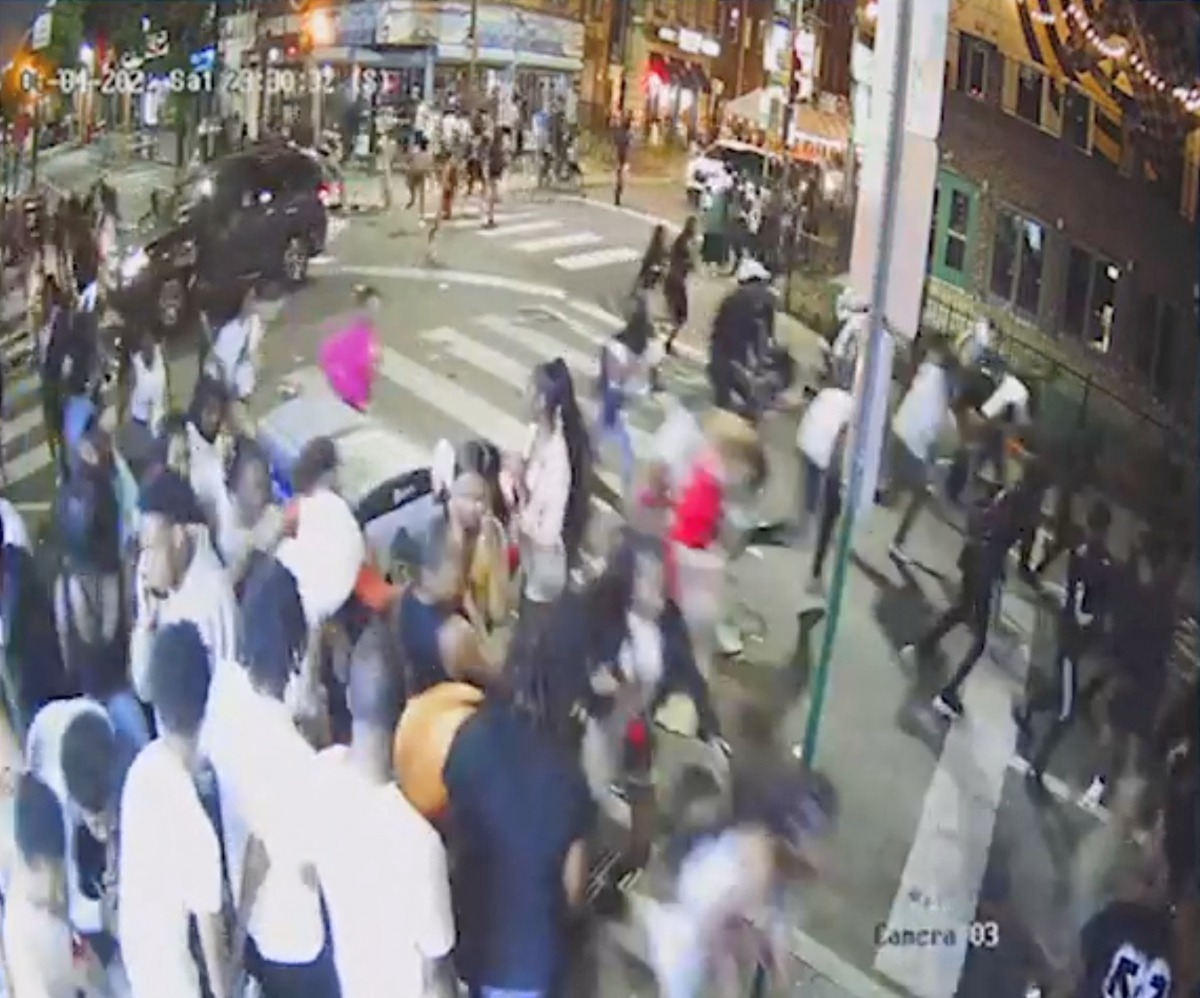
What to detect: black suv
<box><xmin>110</xmin><ymin>145</ymin><xmax>329</xmax><ymax>333</ymax></box>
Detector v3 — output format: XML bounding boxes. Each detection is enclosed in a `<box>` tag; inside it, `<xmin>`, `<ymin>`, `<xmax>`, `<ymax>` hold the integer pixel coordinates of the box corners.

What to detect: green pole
<box><xmin>799</xmin><ymin>0</ymin><xmax>914</xmax><ymax>767</ymax></box>
<box><xmin>799</xmin><ymin>498</ymin><xmax>856</xmax><ymax>765</ymax></box>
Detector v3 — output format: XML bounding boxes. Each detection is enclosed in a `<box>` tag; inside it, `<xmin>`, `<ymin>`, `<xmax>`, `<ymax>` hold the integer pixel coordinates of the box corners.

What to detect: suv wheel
<box><xmin>158</xmin><ymin>277</ymin><xmax>186</xmax><ymax>332</ymax></box>
<box><xmin>282</xmin><ymin>234</ymin><xmax>309</xmax><ymax>285</ymax></box>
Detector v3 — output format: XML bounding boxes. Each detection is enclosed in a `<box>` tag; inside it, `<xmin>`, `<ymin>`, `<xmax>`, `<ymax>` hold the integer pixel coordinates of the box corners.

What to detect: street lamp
<box><xmin>306</xmin><ymin>9</ymin><xmax>335</xmax><ymax>48</ymax></box>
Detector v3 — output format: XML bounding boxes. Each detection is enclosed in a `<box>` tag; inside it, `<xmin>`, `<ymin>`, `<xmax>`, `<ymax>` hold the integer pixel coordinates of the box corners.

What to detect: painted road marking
<box><xmin>322</xmin><ymin>265</ymin><xmax>568</xmax><ymax>301</ymax></box>
<box><xmin>554</xmin><ymin>246</ymin><xmax>642</xmax><ymax>271</ymax></box>
<box><xmin>478</xmin><ymin>219</ymin><xmax>560</xmax><ymax>239</ymax></box>
<box><xmin>421</xmin><ymin>323</ymin><xmax>653</xmax><ymax>460</ymax></box>
<box><xmin>513</xmin><ymin>231</ymin><xmax>603</xmax><ymax>254</ymax></box>
<box><xmin>873</xmin><ymin>662</ymin><xmax>1021</xmax><ymax>998</ymax></box>
<box><xmin>426</xmin><ymin>210</ymin><xmax>537</xmax><ymax>230</ymax></box>
<box><xmin>474</xmin><ymin>314</ymin><xmax>597</xmax><ymax>376</ymax></box>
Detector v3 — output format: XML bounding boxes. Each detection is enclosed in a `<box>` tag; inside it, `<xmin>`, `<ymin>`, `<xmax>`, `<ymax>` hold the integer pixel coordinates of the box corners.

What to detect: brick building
<box><xmin>923</xmin><ymin>0</ymin><xmax>1198</xmax><ymax>464</ymax></box>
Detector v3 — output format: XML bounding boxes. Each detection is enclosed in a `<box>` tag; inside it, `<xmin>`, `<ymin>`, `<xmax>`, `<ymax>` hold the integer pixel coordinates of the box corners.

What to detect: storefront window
<box><xmin>1016</xmin><ymin>64</ymin><xmax>1044</xmax><ymax>126</ymax></box>
<box><xmin>1063</xmin><ymin>246</ymin><xmax>1119</xmax><ymax>352</ymax></box>
<box><xmin>990</xmin><ymin>209</ymin><xmax>1044</xmax><ymax>316</ymax></box>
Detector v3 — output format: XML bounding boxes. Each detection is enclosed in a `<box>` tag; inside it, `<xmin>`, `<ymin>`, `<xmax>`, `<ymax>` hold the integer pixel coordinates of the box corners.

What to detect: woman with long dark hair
<box><xmin>515</xmin><ymin>358</ymin><xmax>592</xmax><ymax>603</ymax></box>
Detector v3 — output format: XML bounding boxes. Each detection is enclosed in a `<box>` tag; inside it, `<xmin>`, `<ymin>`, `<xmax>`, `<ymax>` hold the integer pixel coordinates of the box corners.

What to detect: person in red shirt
<box><xmin>667</xmin><ymin>410</ymin><xmax>764</xmax><ymax>679</ymax></box>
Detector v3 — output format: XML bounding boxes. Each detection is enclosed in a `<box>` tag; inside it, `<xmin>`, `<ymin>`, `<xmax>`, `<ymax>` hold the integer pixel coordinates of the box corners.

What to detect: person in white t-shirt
<box><xmin>120</xmin><ymin>621</ymin><xmax>230</xmax><ymax>998</ymax></box>
<box><xmin>129</xmin><ymin>471</ymin><xmax>238</xmax><ymax>708</ymax></box>
<box><xmin>313</xmin><ymin>619</ymin><xmax>456</xmax><ymax>998</ymax></box>
<box><xmin>795</xmin><ymin>386</ymin><xmax>853</xmax><ymax>590</ymax></box>
<box><xmin>23</xmin><ymin>698</ymin><xmax>123</xmax><ymax>980</ymax></box>
<box><xmin>888</xmin><ymin>341</ymin><xmax>954</xmax><ymax>565</ymax></box>
<box><xmin>205</xmin><ymin>557</ymin><xmax>339</xmax><ymax>997</ymax></box>
<box><xmin>0</xmin><ymin>772</ymin><xmax>85</xmax><ymax>998</ymax></box>
<box><xmin>205</xmin><ymin>285</ymin><xmax>262</xmax><ymax>439</ymax></box>
<box><xmin>973</xmin><ymin>365</ymin><xmax>1031</xmax><ymax>489</ymax></box>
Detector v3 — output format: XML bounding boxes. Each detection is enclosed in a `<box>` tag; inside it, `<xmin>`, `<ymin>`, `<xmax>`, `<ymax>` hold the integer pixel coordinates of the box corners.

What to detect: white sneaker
<box><xmin>1081</xmin><ymin>777</ymin><xmax>1106</xmax><ymax>810</ymax></box>
<box><xmin>898</xmin><ymin>644</ymin><xmax>918</xmax><ymax>670</ymax></box>
<box><xmin>888</xmin><ymin>543</ymin><xmax>914</xmax><ymax>565</ymax></box>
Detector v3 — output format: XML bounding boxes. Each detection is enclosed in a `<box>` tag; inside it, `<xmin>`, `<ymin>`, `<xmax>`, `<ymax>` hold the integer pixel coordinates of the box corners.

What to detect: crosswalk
<box><xmin>425</xmin><ymin>205</ymin><xmax>643</xmax><ymax>273</ymax></box>
<box><xmin>270</xmin><ymin>299</ymin><xmax>704</xmax><ymax>514</ymax></box>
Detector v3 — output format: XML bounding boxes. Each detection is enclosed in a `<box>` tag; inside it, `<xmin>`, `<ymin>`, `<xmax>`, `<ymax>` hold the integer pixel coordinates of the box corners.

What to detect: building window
<box><xmin>930</xmin><ymin>173</ymin><xmax>976</xmax><ymax>288</ymax></box>
<box><xmin>1015</xmin><ymin>64</ymin><xmax>1044</xmax><ymax>126</ymax></box>
<box><xmin>1134</xmin><ymin>294</ymin><xmax>1178</xmax><ymax>400</ymax></box>
<box><xmin>1063</xmin><ymin>246</ymin><xmax>1120</xmax><ymax>352</ymax></box>
<box><xmin>990</xmin><ymin>209</ymin><xmax>1046</xmax><ymax>316</ymax></box>
<box><xmin>1064</xmin><ymin>87</ymin><xmax>1091</xmax><ymax>152</ymax></box>
<box><xmin>957</xmin><ymin>33</ymin><xmax>988</xmax><ymax>99</ymax></box>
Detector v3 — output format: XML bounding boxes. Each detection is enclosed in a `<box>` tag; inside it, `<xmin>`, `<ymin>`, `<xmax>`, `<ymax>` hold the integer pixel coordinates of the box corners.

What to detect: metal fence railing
<box><xmin>918</xmin><ymin>292</ymin><xmax>1197</xmax><ymax>513</ymax></box>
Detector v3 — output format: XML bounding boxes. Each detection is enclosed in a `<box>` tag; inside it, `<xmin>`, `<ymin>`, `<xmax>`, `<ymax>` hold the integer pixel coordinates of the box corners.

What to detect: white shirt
<box><xmin>831</xmin><ymin>311</ymin><xmax>867</xmax><ymax>363</ymax></box>
<box><xmin>187</xmin><ymin>423</ymin><xmax>229</xmax><ymax>528</ymax></box>
<box><xmin>0</xmin><ymin>497</ymin><xmax>32</xmax><ymax>551</ymax></box>
<box><xmin>208</xmin><ymin>314</ymin><xmax>262</xmax><ymax>400</ymax></box>
<box><xmin>1</xmin><ymin>890</ymin><xmax>78</xmax><ymax>998</ymax></box>
<box><xmin>118</xmin><ymin>740</ymin><xmax>224</xmax><ymax>998</ymax></box>
<box><xmin>892</xmin><ymin>360</ymin><xmax>950</xmax><ymax>463</ymax></box>
<box><xmin>797</xmin><ymin>388</ymin><xmax>854</xmax><ymax>471</ymax></box>
<box><xmin>520</xmin><ymin>422</ymin><xmax>572</xmax><ymax>549</ymax></box>
<box><xmin>130</xmin><ymin>531</ymin><xmax>238</xmax><ymax>704</ymax></box>
<box><xmin>24</xmin><ymin>698</ymin><xmax>112</xmax><ymax>936</ymax></box>
<box><xmin>979</xmin><ymin>373</ymin><xmax>1030</xmax><ymax>423</ymax></box>
<box><xmin>203</xmin><ymin>668</ymin><xmax>325</xmax><ymax>964</ymax></box>
<box><xmin>620</xmin><ymin>612</ymin><xmax>665</xmax><ymax>691</ymax></box>
<box><xmin>129</xmin><ymin>346</ymin><xmax>168</xmax><ymax>433</ymax></box>
<box><xmin>312</xmin><ymin>747</ymin><xmax>455</xmax><ymax>998</ymax></box>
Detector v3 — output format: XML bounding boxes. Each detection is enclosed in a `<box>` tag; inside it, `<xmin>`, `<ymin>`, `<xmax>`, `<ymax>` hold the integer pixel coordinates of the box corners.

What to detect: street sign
<box><xmin>31</xmin><ymin>12</ymin><xmax>53</xmax><ymax>51</ymax></box>
<box><xmin>145</xmin><ymin>29</ymin><xmax>169</xmax><ymax>59</ymax></box>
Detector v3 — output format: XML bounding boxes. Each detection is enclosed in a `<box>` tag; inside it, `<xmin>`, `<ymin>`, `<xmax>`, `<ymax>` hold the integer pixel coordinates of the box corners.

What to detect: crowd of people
<box><xmin>0</xmin><ymin>151</ymin><xmax>844</xmax><ymax>997</ymax></box>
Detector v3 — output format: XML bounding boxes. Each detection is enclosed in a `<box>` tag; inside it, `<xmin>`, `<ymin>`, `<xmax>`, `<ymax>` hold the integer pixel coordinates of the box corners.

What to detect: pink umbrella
<box><xmin>319</xmin><ymin>316</ymin><xmax>379</xmax><ymax>410</ymax></box>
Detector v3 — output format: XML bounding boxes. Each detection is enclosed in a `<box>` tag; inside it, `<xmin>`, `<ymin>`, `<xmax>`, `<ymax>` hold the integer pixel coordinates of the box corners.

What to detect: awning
<box><xmin>790</xmin><ymin>104</ymin><xmax>851</xmax><ymax>150</ymax></box>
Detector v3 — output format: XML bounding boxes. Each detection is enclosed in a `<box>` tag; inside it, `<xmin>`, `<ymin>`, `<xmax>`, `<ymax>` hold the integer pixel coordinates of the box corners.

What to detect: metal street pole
<box><xmin>780</xmin><ymin>0</ymin><xmax>803</xmax><ymax>155</ymax></box>
<box><xmin>732</xmin><ymin>0</ymin><xmax>749</xmax><ymax>99</ymax></box>
<box><xmin>799</xmin><ymin>0</ymin><xmax>913</xmax><ymax>767</ymax></box>
<box><xmin>467</xmin><ymin>0</ymin><xmax>479</xmax><ymax>110</ymax></box>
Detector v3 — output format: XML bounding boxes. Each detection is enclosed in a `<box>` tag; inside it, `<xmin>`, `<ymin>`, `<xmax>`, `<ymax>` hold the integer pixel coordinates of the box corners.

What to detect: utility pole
<box><xmin>799</xmin><ymin>0</ymin><xmax>913</xmax><ymax>767</ymax></box>
<box><xmin>467</xmin><ymin>0</ymin><xmax>479</xmax><ymax>110</ymax></box>
<box><xmin>780</xmin><ymin>0</ymin><xmax>803</xmax><ymax>155</ymax></box>
<box><xmin>732</xmin><ymin>0</ymin><xmax>749</xmax><ymax>99</ymax></box>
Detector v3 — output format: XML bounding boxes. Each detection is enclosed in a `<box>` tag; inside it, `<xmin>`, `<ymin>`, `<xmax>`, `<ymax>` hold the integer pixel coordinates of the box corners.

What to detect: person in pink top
<box><xmin>319</xmin><ymin>285</ymin><xmax>381</xmax><ymax>411</ymax></box>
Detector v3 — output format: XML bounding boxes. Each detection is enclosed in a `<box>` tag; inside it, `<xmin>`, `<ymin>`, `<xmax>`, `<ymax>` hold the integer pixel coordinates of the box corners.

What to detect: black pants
<box><xmin>919</xmin><ymin>578</ymin><xmax>995</xmax><ymax>695</ymax></box>
<box><xmin>811</xmin><ymin>474</ymin><xmax>842</xmax><ymax>581</ymax></box>
<box><xmin>709</xmin><ymin>360</ymin><xmax>737</xmax><ymax>411</ymax></box>
<box><xmin>1026</xmin><ymin>625</ymin><xmax>1100</xmax><ymax>774</ymax></box>
<box><xmin>245</xmin><ymin>900</ymin><xmax>341</xmax><ymax>998</ymax></box>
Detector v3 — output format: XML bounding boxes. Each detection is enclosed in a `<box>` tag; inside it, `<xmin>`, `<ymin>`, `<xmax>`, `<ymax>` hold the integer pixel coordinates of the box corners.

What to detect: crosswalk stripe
<box><xmin>478</xmin><ymin>220</ymin><xmax>560</xmax><ymax>239</ymax></box>
<box><xmin>376</xmin><ymin>346</ymin><xmax>529</xmax><ymax>453</ymax></box>
<box><xmin>554</xmin><ymin>247</ymin><xmax>641</xmax><ymax>271</ymax></box>
<box><xmin>473</xmin><ymin>314</ymin><xmax>597</xmax><ymax>375</ymax></box>
<box><xmin>512</xmin><ymin>232</ymin><xmax>603</xmax><ymax>254</ymax></box>
<box><xmin>420</xmin><ymin>324</ymin><xmax>654</xmax><ymax>459</ymax></box>
<box><xmin>428</xmin><ymin>210</ymin><xmax>536</xmax><ymax>230</ymax></box>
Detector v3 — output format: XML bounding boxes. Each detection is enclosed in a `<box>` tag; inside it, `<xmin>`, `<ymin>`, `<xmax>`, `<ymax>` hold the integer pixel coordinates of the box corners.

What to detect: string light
<box><xmin>1048</xmin><ymin>0</ymin><xmax>1200</xmax><ymax>116</ymax></box>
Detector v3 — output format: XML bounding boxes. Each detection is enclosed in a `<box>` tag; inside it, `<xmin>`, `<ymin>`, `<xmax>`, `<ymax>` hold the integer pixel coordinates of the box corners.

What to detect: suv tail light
<box><xmin>318</xmin><ymin>182</ymin><xmax>331</xmax><ymax>206</ymax></box>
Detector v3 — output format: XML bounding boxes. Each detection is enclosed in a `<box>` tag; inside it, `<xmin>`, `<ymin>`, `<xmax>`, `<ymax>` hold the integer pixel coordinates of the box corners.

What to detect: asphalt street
<box><xmin>0</xmin><ymin>149</ymin><xmax>1119</xmax><ymax>998</ymax></box>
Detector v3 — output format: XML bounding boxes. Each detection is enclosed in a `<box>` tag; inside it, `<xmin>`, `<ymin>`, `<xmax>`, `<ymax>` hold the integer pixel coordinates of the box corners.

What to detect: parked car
<box><xmin>108</xmin><ymin>145</ymin><xmax>329</xmax><ymax>333</ymax></box>
<box><xmin>685</xmin><ymin>140</ymin><xmax>780</xmax><ymax>204</ymax></box>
